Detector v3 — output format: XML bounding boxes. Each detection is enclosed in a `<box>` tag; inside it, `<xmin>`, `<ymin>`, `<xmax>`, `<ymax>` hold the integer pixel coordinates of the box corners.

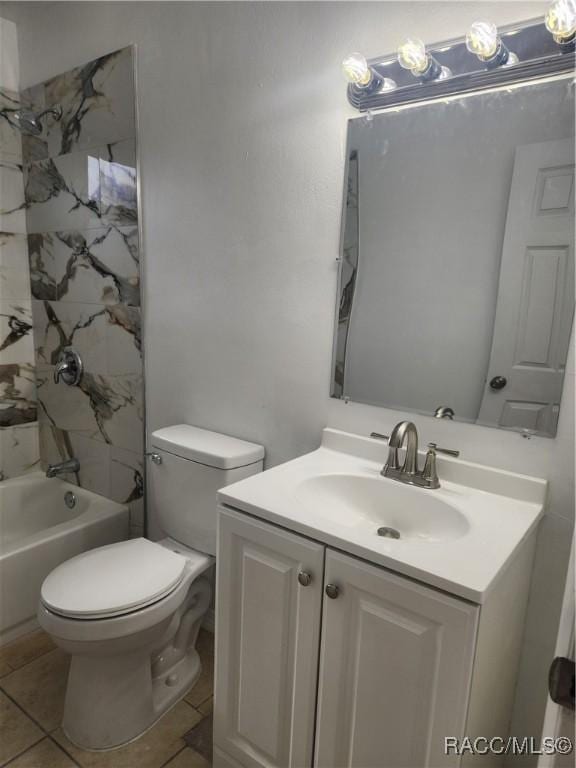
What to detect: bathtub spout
<box><xmin>46</xmin><ymin>458</ymin><xmax>80</xmax><ymax>478</ymax></box>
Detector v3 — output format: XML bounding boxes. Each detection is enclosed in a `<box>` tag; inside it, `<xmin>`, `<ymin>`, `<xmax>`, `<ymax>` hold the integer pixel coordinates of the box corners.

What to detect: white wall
<box><xmin>0</xmin><ymin>15</ymin><xmax>18</xmax><ymax>90</ymax></box>
<box><xmin>6</xmin><ymin>0</ymin><xmax>571</xmax><ymax>752</ymax></box>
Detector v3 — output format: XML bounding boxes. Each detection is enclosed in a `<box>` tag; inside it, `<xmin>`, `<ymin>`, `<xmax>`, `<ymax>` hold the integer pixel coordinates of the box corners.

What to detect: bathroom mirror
<box><xmin>332</xmin><ymin>77</ymin><xmax>575</xmax><ymax>437</ymax></box>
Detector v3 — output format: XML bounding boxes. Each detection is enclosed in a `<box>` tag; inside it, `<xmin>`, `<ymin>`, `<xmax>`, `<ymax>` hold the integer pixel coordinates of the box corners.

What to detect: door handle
<box><xmin>548</xmin><ymin>657</ymin><xmax>575</xmax><ymax>710</ymax></box>
<box><xmin>489</xmin><ymin>376</ymin><xmax>507</xmax><ymax>390</ymax></box>
<box><xmin>325</xmin><ymin>584</ymin><xmax>340</xmax><ymax>599</ymax></box>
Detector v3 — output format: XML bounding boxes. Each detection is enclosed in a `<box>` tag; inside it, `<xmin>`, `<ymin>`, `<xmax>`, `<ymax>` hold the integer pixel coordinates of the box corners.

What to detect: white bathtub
<box><xmin>0</xmin><ymin>472</ymin><xmax>129</xmax><ymax>644</ymax></box>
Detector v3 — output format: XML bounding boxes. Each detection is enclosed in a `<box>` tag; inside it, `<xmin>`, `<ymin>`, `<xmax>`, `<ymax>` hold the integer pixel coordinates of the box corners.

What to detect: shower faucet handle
<box><xmin>54</xmin><ymin>348</ymin><xmax>83</xmax><ymax>386</ymax></box>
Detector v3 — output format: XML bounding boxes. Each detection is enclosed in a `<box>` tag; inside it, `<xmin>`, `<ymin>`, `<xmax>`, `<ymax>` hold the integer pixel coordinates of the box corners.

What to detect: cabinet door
<box><xmin>214</xmin><ymin>507</ymin><xmax>324</xmax><ymax>768</ymax></box>
<box><xmin>315</xmin><ymin>550</ymin><xmax>479</xmax><ymax>768</ymax></box>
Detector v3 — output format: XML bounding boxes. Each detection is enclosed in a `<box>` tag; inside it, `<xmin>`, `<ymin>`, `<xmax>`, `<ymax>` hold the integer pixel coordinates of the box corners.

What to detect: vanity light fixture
<box><xmin>342</xmin><ymin>52</ymin><xmax>396</xmax><ymax>94</ymax></box>
<box><xmin>345</xmin><ymin>18</ymin><xmax>575</xmax><ymax>112</ymax></box>
<box><xmin>397</xmin><ymin>38</ymin><xmax>451</xmax><ymax>81</ymax></box>
<box><xmin>465</xmin><ymin>21</ymin><xmax>519</xmax><ymax>67</ymax></box>
<box><xmin>545</xmin><ymin>0</ymin><xmax>576</xmax><ymax>46</ymax></box>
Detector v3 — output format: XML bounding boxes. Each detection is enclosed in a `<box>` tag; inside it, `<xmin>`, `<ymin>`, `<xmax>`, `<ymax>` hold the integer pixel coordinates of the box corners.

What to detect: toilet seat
<box><xmin>41</xmin><ymin>538</ymin><xmax>190</xmax><ymax>619</ymax></box>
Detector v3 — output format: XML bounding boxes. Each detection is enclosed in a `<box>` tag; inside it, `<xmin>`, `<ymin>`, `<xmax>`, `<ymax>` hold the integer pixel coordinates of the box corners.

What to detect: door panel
<box><xmin>538</xmin><ymin>542</ymin><xmax>575</xmax><ymax>768</ymax></box>
<box><xmin>478</xmin><ymin>138</ymin><xmax>575</xmax><ymax>436</ymax></box>
<box><xmin>214</xmin><ymin>507</ymin><xmax>324</xmax><ymax>768</ymax></box>
<box><xmin>315</xmin><ymin>550</ymin><xmax>479</xmax><ymax>768</ymax></box>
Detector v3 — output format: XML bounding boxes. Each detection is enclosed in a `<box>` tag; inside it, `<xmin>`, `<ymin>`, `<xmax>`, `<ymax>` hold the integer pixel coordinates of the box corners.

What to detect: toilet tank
<box><xmin>148</xmin><ymin>425</ymin><xmax>264</xmax><ymax>555</ymax></box>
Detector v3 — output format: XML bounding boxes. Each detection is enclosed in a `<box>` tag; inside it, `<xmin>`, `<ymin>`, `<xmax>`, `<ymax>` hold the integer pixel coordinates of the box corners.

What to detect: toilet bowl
<box><xmin>38</xmin><ymin>425</ymin><xmax>264</xmax><ymax>750</ymax></box>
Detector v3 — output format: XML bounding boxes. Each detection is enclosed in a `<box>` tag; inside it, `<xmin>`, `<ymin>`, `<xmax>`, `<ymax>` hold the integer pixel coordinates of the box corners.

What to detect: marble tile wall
<box><xmin>21</xmin><ymin>47</ymin><xmax>144</xmax><ymax>534</ymax></box>
<box><xmin>0</xmin><ymin>18</ymin><xmax>40</xmax><ymax>480</ymax></box>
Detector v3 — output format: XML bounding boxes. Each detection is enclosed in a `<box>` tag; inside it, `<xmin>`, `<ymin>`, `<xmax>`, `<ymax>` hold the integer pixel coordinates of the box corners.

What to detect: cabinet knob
<box><xmin>298</xmin><ymin>571</ymin><xmax>312</xmax><ymax>587</ymax></box>
<box><xmin>325</xmin><ymin>583</ymin><xmax>340</xmax><ymax>599</ymax></box>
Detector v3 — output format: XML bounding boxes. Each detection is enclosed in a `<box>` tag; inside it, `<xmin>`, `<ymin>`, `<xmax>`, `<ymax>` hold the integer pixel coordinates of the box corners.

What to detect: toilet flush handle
<box><xmin>146</xmin><ymin>452</ymin><xmax>162</xmax><ymax>465</ymax></box>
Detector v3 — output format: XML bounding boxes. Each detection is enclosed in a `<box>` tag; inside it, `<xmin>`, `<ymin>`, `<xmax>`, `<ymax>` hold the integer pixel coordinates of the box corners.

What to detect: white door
<box><xmin>477</xmin><ymin>138</ymin><xmax>575</xmax><ymax>436</ymax></box>
<box><xmin>214</xmin><ymin>507</ymin><xmax>324</xmax><ymax>768</ymax></box>
<box><xmin>538</xmin><ymin>541</ymin><xmax>575</xmax><ymax>768</ymax></box>
<box><xmin>314</xmin><ymin>550</ymin><xmax>479</xmax><ymax>768</ymax></box>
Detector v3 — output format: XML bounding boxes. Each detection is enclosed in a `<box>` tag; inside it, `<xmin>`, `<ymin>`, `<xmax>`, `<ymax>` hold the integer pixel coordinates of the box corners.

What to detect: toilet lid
<box><xmin>41</xmin><ymin>538</ymin><xmax>187</xmax><ymax>618</ymax></box>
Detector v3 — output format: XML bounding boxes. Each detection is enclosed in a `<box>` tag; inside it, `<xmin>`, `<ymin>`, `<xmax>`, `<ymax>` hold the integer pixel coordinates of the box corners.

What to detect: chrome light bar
<box><xmin>346</xmin><ymin>18</ymin><xmax>575</xmax><ymax>112</ymax></box>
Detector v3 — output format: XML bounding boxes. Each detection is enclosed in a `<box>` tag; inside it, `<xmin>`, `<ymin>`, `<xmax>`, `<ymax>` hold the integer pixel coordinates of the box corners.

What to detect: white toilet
<box><xmin>38</xmin><ymin>425</ymin><xmax>264</xmax><ymax>751</ymax></box>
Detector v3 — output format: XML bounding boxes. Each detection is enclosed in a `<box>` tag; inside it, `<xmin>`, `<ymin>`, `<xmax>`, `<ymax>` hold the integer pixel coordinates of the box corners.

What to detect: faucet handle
<box><xmin>427</xmin><ymin>442</ymin><xmax>460</xmax><ymax>458</ymax></box>
<box><xmin>54</xmin><ymin>348</ymin><xmax>83</xmax><ymax>386</ymax></box>
<box><xmin>54</xmin><ymin>361</ymin><xmax>70</xmax><ymax>383</ymax></box>
<box><xmin>369</xmin><ymin>432</ymin><xmax>389</xmax><ymax>441</ymax></box>
<box><xmin>422</xmin><ymin>445</ymin><xmax>440</xmax><ymax>488</ymax></box>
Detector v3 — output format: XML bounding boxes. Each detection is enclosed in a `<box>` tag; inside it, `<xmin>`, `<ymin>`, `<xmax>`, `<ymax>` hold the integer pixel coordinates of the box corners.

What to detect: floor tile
<box><xmin>184</xmin><ymin>632</ymin><xmax>213</xmax><ymax>708</ymax></box>
<box><xmin>0</xmin><ymin>658</ymin><xmax>12</xmax><ymax>678</ymax></box>
<box><xmin>52</xmin><ymin>701</ymin><xmax>202</xmax><ymax>768</ymax></box>
<box><xmin>0</xmin><ymin>630</ymin><xmax>56</xmax><ymax>674</ymax></box>
<box><xmin>0</xmin><ymin>690</ymin><xmax>43</xmax><ymax>765</ymax></box>
<box><xmin>196</xmin><ymin>697</ymin><xmax>213</xmax><ymax>718</ymax></box>
<box><xmin>163</xmin><ymin>746</ymin><xmax>210</xmax><ymax>767</ymax></box>
<box><xmin>182</xmin><ymin>716</ymin><xmax>212</xmax><ymax>764</ymax></box>
<box><xmin>7</xmin><ymin>737</ymin><xmax>77</xmax><ymax>767</ymax></box>
<box><xmin>196</xmin><ymin>631</ymin><xmax>214</xmax><ymax>663</ymax></box>
<box><xmin>0</xmin><ymin>649</ymin><xmax>70</xmax><ymax>732</ymax></box>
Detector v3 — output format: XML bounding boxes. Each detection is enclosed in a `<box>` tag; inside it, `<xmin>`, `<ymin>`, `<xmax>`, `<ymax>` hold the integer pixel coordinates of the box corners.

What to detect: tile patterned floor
<box><xmin>0</xmin><ymin>629</ymin><xmax>214</xmax><ymax>768</ymax></box>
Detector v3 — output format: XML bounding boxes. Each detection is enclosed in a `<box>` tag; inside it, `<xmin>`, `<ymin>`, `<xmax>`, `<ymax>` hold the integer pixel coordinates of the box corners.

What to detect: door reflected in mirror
<box><xmin>332</xmin><ymin>77</ymin><xmax>575</xmax><ymax>437</ymax></box>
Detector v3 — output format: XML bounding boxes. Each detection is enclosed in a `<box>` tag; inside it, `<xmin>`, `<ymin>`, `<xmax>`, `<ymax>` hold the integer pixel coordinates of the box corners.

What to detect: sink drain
<box><xmin>377</xmin><ymin>526</ymin><xmax>401</xmax><ymax>539</ymax></box>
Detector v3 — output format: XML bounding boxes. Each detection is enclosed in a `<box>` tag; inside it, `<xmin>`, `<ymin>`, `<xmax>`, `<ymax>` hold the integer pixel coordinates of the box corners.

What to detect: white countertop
<box><xmin>218</xmin><ymin>429</ymin><xmax>546</xmax><ymax>604</ymax></box>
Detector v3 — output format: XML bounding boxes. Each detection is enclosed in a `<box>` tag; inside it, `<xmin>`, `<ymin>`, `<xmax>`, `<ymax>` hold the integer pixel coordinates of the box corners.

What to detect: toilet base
<box><xmin>60</xmin><ymin>577</ymin><xmax>212</xmax><ymax>751</ymax></box>
<box><xmin>63</xmin><ymin>646</ymin><xmax>202</xmax><ymax>751</ymax></box>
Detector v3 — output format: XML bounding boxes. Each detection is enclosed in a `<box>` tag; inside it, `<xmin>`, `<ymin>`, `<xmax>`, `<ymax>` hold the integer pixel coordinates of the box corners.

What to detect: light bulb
<box><xmin>545</xmin><ymin>0</ymin><xmax>576</xmax><ymax>41</ymax></box>
<box><xmin>342</xmin><ymin>53</ymin><xmax>372</xmax><ymax>86</ymax></box>
<box><xmin>465</xmin><ymin>20</ymin><xmax>518</xmax><ymax>67</ymax></box>
<box><xmin>466</xmin><ymin>21</ymin><xmax>499</xmax><ymax>59</ymax></box>
<box><xmin>397</xmin><ymin>38</ymin><xmax>429</xmax><ymax>74</ymax></box>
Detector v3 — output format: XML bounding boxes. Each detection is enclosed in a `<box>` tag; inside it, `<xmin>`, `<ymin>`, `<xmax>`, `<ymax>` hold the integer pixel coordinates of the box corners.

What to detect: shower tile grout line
<box><xmin>22</xmin><ymin>133</ymin><xmax>136</xmax><ymax>170</ymax></box>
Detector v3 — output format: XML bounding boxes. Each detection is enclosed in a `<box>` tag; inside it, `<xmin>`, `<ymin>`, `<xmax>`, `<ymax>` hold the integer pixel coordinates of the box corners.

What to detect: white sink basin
<box><xmin>295</xmin><ymin>474</ymin><xmax>470</xmax><ymax>542</ymax></box>
<box><xmin>218</xmin><ymin>428</ymin><xmax>546</xmax><ymax>603</ymax></box>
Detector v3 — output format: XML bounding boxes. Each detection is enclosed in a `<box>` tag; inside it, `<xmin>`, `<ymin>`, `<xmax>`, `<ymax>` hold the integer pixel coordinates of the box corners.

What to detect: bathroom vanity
<box><xmin>212</xmin><ymin>429</ymin><xmax>546</xmax><ymax>768</ymax></box>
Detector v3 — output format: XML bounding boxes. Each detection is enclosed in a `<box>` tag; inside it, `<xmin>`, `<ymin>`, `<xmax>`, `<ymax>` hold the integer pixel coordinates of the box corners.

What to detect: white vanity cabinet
<box><xmin>213</xmin><ymin>507</ymin><xmax>324</xmax><ymax>768</ymax></box>
<box><xmin>314</xmin><ymin>549</ymin><xmax>478</xmax><ymax>768</ymax></box>
<box><xmin>214</xmin><ymin>508</ymin><xmax>485</xmax><ymax>768</ymax></box>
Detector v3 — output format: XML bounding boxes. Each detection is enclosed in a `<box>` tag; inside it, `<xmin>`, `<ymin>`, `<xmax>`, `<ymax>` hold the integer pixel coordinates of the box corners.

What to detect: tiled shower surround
<box><xmin>22</xmin><ymin>47</ymin><xmax>145</xmax><ymax>533</ymax></box>
<box><xmin>0</xmin><ymin>18</ymin><xmax>39</xmax><ymax>480</ymax></box>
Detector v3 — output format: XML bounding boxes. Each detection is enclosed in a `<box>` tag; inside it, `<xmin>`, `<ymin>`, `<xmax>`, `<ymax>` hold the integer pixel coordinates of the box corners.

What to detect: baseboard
<box><xmin>202</xmin><ymin>608</ymin><xmax>215</xmax><ymax>633</ymax></box>
<box><xmin>0</xmin><ymin>617</ymin><xmax>39</xmax><ymax>647</ymax></box>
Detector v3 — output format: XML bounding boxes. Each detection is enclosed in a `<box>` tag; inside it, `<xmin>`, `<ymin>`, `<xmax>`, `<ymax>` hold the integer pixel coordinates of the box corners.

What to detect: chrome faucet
<box><xmin>379</xmin><ymin>421</ymin><xmax>459</xmax><ymax>489</ymax></box>
<box><xmin>46</xmin><ymin>458</ymin><xmax>80</xmax><ymax>478</ymax></box>
<box><xmin>53</xmin><ymin>348</ymin><xmax>83</xmax><ymax>386</ymax></box>
<box><xmin>53</xmin><ymin>358</ymin><xmax>71</xmax><ymax>383</ymax></box>
<box><xmin>385</xmin><ymin>421</ymin><xmax>419</xmax><ymax>477</ymax></box>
